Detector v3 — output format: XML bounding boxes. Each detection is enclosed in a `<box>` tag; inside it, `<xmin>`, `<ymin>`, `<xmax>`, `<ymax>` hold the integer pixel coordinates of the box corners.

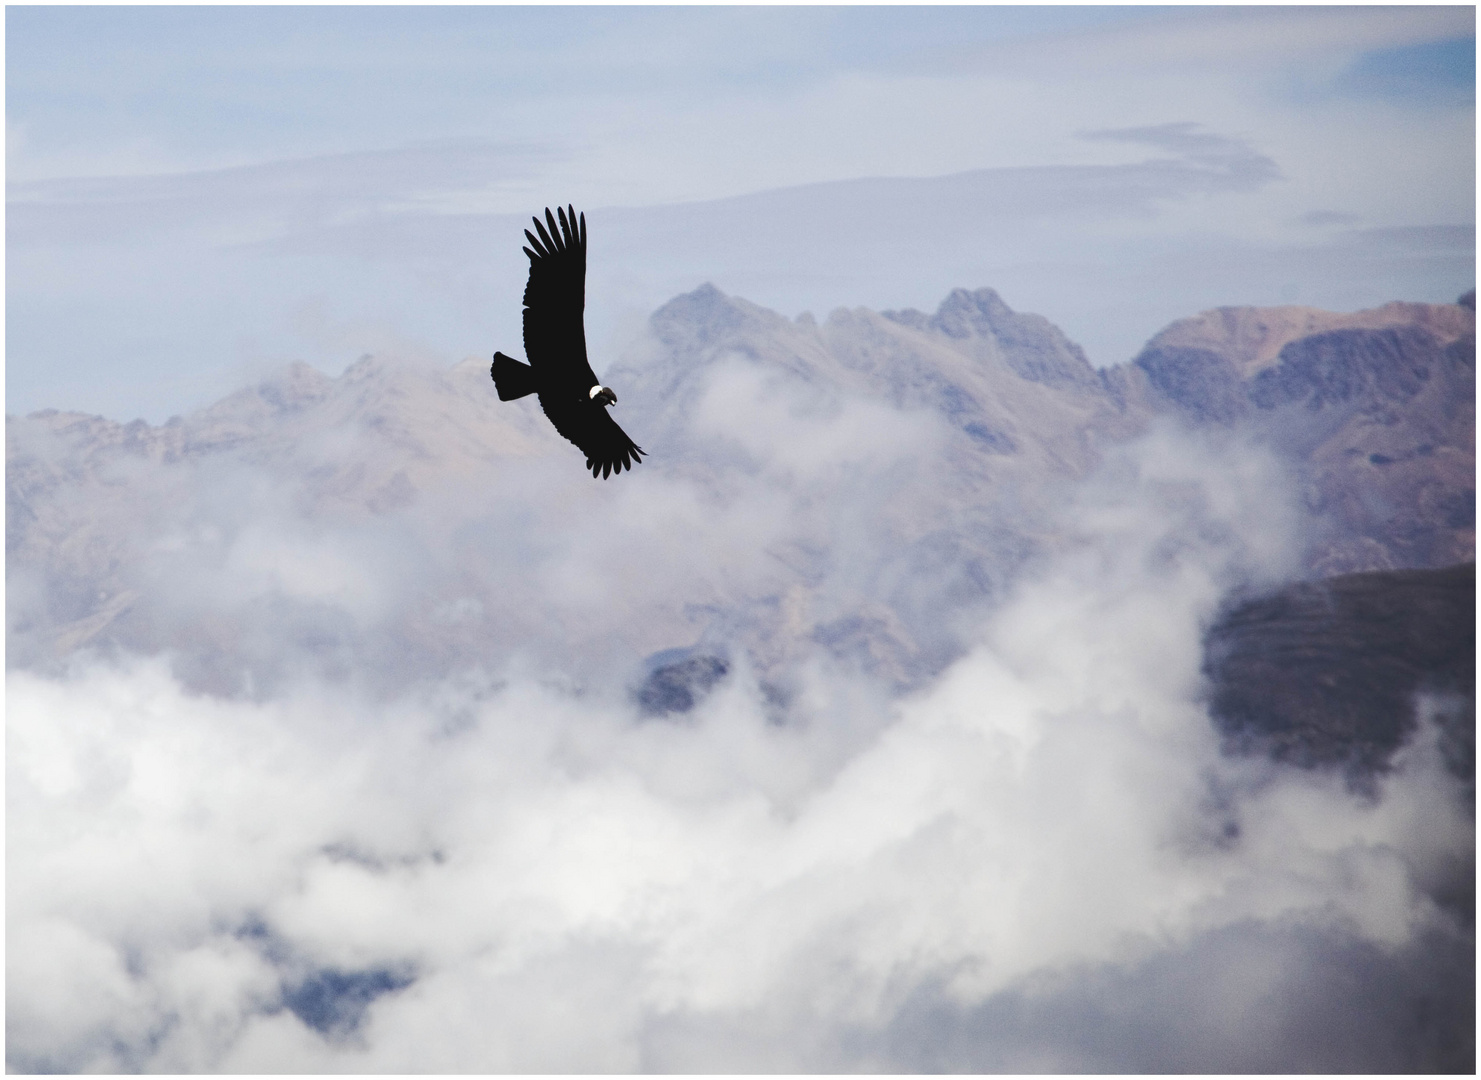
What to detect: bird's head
<box><xmin>589</xmin><ymin>385</ymin><xmax>617</xmax><ymax>407</ymax></box>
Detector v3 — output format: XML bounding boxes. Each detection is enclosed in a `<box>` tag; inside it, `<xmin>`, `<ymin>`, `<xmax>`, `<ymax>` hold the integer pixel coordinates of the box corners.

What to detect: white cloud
<box><xmin>690</xmin><ymin>353</ymin><xmax>947</xmax><ymax>485</ymax></box>
<box><xmin>8</xmin><ymin>422</ymin><xmax>1471</xmax><ymax>1071</ymax></box>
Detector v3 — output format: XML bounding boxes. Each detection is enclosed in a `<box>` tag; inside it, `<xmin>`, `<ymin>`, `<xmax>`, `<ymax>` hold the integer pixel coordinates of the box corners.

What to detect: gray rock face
<box><xmin>1248</xmin><ymin>326</ymin><xmax>1447</xmax><ymax>412</ymax></box>
<box><xmin>1134</xmin><ymin>345</ymin><xmax>1247</xmax><ymax>423</ymax></box>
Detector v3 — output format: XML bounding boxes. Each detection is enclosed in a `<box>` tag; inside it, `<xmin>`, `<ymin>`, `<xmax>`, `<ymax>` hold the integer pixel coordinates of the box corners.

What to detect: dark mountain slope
<box><xmin>1204</xmin><ymin>561</ymin><xmax>1474</xmax><ymax>778</ymax></box>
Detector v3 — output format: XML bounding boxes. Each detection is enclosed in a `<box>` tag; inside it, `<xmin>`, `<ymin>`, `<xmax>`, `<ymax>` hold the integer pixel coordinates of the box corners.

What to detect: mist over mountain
<box><xmin>10</xmin><ymin>284</ymin><xmax>1470</xmax><ymax>695</ymax></box>
<box><xmin>7</xmin><ymin>284</ymin><xmax>1474</xmax><ymax>1071</ymax></box>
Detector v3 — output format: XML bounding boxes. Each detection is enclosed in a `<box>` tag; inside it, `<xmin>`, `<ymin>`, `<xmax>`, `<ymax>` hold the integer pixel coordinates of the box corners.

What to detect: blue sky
<box><xmin>7</xmin><ymin>4</ymin><xmax>1475</xmax><ymax>421</ymax></box>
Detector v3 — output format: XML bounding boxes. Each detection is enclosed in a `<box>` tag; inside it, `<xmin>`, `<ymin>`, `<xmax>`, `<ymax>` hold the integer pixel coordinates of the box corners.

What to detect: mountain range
<box><xmin>7</xmin><ymin>283</ymin><xmax>1474</xmax><ymax>773</ymax></box>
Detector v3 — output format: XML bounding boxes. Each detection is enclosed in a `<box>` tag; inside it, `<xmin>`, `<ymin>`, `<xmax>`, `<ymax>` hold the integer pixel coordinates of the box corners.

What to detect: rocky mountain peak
<box><xmin>192</xmin><ymin>360</ymin><xmax>334</xmax><ymax>429</ymax></box>
<box><xmin>1141</xmin><ymin>300</ymin><xmax>1475</xmax><ymax>381</ymax></box>
<box><xmin>1125</xmin><ymin>297</ymin><xmax>1474</xmax><ymax>573</ymax></box>
<box><xmin>648</xmin><ymin>282</ymin><xmax>787</xmax><ymax>355</ymax></box>
<box><xmin>882</xmin><ymin>286</ymin><xmax>1008</xmax><ymax>338</ymax></box>
<box><xmin>883</xmin><ymin>287</ymin><xmax>1100</xmax><ymax>390</ymax></box>
<box><xmin>275</xmin><ymin>359</ymin><xmax>336</xmax><ymax>402</ymax></box>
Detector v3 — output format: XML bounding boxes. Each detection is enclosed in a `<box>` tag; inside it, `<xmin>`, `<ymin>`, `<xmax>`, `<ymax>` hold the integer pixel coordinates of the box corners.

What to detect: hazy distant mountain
<box><xmin>611</xmin><ymin>282</ymin><xmax>1146</xmax><ymax>471</ymax></box>
<box><xmin>7</xmin><ymin>284</ymin><xmax>1474</xmax><ymax>721</ymax></box>
<box><xmin>1134</xmin><ymin>297</ymin><xmax>1475</xmax><ymax>573</ymax></box>
<box><xmin>6</xmin><ymin>354</ymin><xmax>588</xmax><ymax>697</ymax></box>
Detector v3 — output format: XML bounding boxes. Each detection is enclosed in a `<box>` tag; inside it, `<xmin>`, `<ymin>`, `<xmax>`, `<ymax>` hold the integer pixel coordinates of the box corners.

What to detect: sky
<box><xmin>5</xmin><ymin>3</ymin><xmax>1475</xmax><ymax>422</ymax></box>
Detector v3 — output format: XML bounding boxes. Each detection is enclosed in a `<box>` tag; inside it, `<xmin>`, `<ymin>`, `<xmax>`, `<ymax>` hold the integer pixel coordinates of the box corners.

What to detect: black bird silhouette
<box><xmin>491</xmin><ymin>206</ymin><xmax>645</xmax><ymax>478</ymax></box>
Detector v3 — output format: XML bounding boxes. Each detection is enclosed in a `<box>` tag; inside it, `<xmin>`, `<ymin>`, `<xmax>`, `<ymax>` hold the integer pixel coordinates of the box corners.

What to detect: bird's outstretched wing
<box><xmin>540</xmin><ymin>395</ymin><xmax>646</xmax><ymax>479</ymax></box>
<box><xmin>521</xmin><ymin>205</ymin><xmax>597</xmax><ymax>392</ymax></box>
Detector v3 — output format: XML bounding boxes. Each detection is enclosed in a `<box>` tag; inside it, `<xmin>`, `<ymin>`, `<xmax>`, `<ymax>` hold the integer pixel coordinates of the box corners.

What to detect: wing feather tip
<box><xmin>532</xmin><ymin>215</ymin><xmax>555</xmax><ymax>252</ymax></box>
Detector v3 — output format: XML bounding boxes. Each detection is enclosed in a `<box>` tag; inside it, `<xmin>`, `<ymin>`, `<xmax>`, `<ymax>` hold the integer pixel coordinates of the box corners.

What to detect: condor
<box><xmin>491</xmin><ymin>205</ymin><xmax>645</xmax><ymax>479</ymax></box>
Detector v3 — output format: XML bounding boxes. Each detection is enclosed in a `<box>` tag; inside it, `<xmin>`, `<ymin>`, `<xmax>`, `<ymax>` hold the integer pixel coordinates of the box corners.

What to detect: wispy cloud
<box><xmin>6</xmin><ymin>141</ymin><xmax>563</xmax><ymax>247</ymax></box>
<box><xmin>7</xmin><ymin>6</ymin><xmax>1472</xmax><ymax>421</ymax></box>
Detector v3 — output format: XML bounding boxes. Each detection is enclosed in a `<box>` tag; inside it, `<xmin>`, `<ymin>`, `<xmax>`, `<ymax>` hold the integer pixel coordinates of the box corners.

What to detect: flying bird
<box><xmin>491</xmin><ymin>205</ymin><xmax>645</xmax><ymax>478</ymax></box>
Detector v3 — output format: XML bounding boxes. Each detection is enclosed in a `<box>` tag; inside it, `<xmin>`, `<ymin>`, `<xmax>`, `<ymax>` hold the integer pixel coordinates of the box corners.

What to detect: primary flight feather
<box><xmin>490</xmin><ymin>205</ymin><xmax>645</xmax><ymax>479</ymax></box>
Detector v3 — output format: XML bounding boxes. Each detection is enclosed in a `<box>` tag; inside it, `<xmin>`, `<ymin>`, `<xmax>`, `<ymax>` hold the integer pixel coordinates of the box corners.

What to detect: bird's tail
<box><xmin>491</xmin><ymin>352</ymin><xmax>538</xmax><ymax>401</ymax></box>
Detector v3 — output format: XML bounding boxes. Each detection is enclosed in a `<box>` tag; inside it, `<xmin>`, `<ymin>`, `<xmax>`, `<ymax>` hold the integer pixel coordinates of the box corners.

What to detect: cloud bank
<box><xmin>8</xmin><ymin>407</ymin><xmax>1472</xmax><ymax>1070</ymax></box>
